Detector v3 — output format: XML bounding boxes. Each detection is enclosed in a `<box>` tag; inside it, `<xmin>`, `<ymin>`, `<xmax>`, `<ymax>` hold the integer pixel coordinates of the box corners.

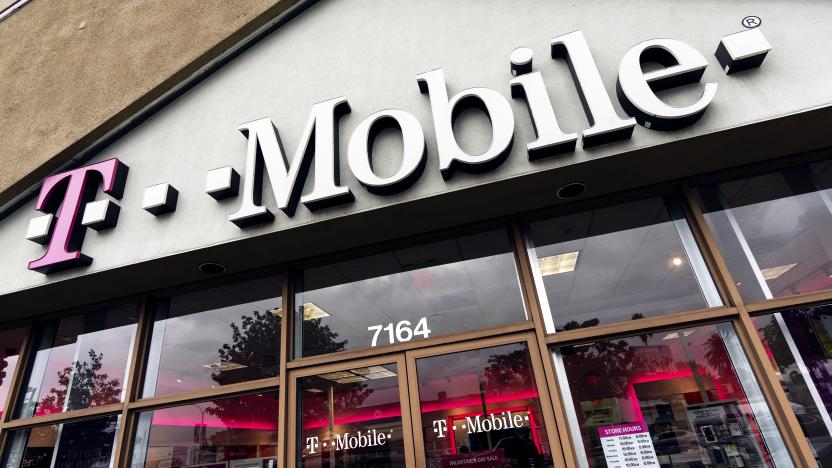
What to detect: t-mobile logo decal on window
<box><xmin>305</xmin><ymin>429</ymin><xmax>393</xmax><ymax>454</ymax></box>
<box><xmin>432</xmin><ymin>410</ymin><xmax>530</xmax><ymax>439</ymax></box>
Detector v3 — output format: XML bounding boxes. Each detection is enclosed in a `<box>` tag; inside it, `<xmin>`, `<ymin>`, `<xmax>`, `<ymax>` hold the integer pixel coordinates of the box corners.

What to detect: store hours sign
<box><xmin>23</xmin><ymin>29</ymin><xmax>772</xmax><ymax>273</ymax></box>
<box><xmin>598</xmin><ymin>423</ymin><xmax>659</xmax><ymax>468</ymax></box>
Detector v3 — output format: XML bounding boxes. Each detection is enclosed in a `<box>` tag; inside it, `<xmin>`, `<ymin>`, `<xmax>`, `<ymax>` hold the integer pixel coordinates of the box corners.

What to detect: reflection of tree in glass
<box><xmin>702</xmin><ymin>331</ymin><xmax>733</xmax><ymax>380</ymax></box>
<box><xmin>301</xmin><ymin>379</ymin><xmax>374</xmax><ymax>424</ymax></box>
<box><xmin>302</xmin><ymin>318</ymin><xmax>348</xmax><ymax>356</ymax></box>
<box><xmin>38</xmin><ymin>349</ymin><xmax>121</xmax><ymax>414</ymax></box>
<box><xmin>483</xmin><ymin>349</ymin><xmax>533</xmax><ymax>395</ymax></box>
<box><xmin>563</xmin><ymin>340</ymin><xmax>675</xmax><ymax>401</ymax></box>
<box><xmin>561</xmin><ymin>318</ymin><xmax>600</xmax><ymax>331</ymax></box>
<box><xmin>213</xmin><ymin>309</ymin><xmax>280</xmax><ymax>386</ymax></box>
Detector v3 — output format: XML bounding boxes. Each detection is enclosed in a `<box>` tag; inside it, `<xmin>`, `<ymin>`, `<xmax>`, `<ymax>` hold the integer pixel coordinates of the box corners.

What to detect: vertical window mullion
<box><xmin>112</xmin><ymin>297</ymin><xmax>154</xmax><ymax>468</ymax></box>
<box><xmin>510</xmin><ymin>221</ymin><xmax>576</xmax><ymax>467</ymax></box>
<box><xmin>278</xmin><ymin>272</ymin><xmax>293</xmax><ymax>468</ymax></box>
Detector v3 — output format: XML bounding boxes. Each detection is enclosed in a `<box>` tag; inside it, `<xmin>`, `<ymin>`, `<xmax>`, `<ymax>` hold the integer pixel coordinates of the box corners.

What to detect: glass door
<box><xmin>289</xmin><ymin>333</ymin><xmax>560</xmax><ymax>468</ymax></box>
<box><xmin>406</xmin><ymin>333</ymin><xmax>560</xmax><ymax>468</ymax></box>
<box><xmin>289</xmin><ymin>354</ymin><xmax>416</xmax><ymax>468</ymax></box>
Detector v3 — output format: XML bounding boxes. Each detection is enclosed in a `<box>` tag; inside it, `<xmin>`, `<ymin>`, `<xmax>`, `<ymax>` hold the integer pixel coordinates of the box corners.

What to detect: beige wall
<box><xmin>0</xmin><ymin>0</ymin><xmax>18</xmax><ymax>13</ymax></box>
<box><xmin>0</xmin><ymin>0</ymin><xmax>298</xmax><ymax>206</ymax></box>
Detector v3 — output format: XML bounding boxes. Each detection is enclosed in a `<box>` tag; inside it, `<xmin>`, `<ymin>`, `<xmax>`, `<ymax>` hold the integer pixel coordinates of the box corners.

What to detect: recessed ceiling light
<box><xmin>556</xmin><ymin>182</ymin><xmax>587</xmax><ymax>200</ymax></box>
<box><xmin>538</xmin><ymin>251</ymin><xmax>580</xmax><ymax>276</ymax></box>
<box><xmin>306</xmin><ymin>388</ymin><xmax>323</xmax><ymax>394</ymax></box>
<box><xmin>671</xmin><ymin>257</ymin><xmax>683</xmax><ymax>267</ymax></box>
<box><xmin>198</xmin><ymin>262</ymin><xmax>227</xmax><ymax>275</ymax></box>
<box><xmin>760</xmin><ymin>263</ymin><xmax>798</xmax><ymax>280</ymax></box>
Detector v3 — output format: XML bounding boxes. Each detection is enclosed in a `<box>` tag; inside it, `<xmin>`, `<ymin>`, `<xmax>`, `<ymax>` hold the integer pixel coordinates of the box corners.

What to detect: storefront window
<box><xmin>527</xmin><ymin>197</ymin><xmax>720</xmax><ymax>333</ymax></box>
<box><xmin>295</xmin><ymin>229</ymin><xmax>526</xmax><ymax>357</ymax></box>
<box><xmin>2</xmin><ymin>415</ymin><xmax>119</xmax><ymax>467</ymax></box>
<box><xmin>556</xmin><ymin>323</ymin><xmax>790</xmax><ymax>467</ymax></box>
<box><xmin>696</xmin><ymin>162</ymin><xmax>832</xmax><ymax>302</ymax></box>
<box><xmin>17</xmin><ymin>304</ymin><xmax>138</xmax><ymax>418</ymax></box>
<box><xmin>130</xmin><ymin>392</ymin><xmax>278</xmax><ymax>467</ymax></box>
<box><xmin>143</xmin><ymin>276</ymin><xmax>282</xmax><ymax>398</ymax></box>
<box><xmin>753</xmin><ymin>304</ymin><xmax>832</xmax><ymax>465</ymax></box>
<box><xmin>297</xmin><ymin>363</ymin><xmax>408</xmax><ymax>467</ymax></box>
<box><xmin>415</xmin><ymin>342</ymin><xmax>554</xmax><ymax>467</ymax></box>
<box><xmin>0</xmin><ymin>326</ymin><xmax>27</xmax><ymax>419</ymax></box>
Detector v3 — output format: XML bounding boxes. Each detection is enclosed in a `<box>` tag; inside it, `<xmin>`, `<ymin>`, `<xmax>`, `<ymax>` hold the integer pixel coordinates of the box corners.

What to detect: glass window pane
<box><xmin>17</xmin><ymin>304</ymin><xmax>138</xmax><ymax>418</ymax></box>
<box><xmin>130</xmin><ymin>392</ymin><xmax>278</xmax><ymax>467</ymax></box>
<box><xmin>557</xmin><ymin>323</ymin><xmax>789</xmax><ymax>468</ymax></box>
<box><xmin>143</xmin><ymin>276</ymin><xmax>282</xmax><ymax>398</ymax></box>
<box><xmin>296</xmin><ymin>229</ymin><xmax>526</xmax><ymax>357</ymax></box>
<box><xmin>527</xmin><ymin>197</ymin><xmax>716</xmax><ymax>333</ymax></box>
<box><xmin>696</xmin><ymin>163</ymin><xmax>832</xmax><ymax>302</ymax></box>
<box><xmin>753</xmin><ymin>305</ymin><xmax>832</xmax><ymax>464</ymax></box>
<box><xmin>2</xmin><ymin>415</ymin><xmax>119</xmax><ymax>467</ymax></box>
<box><xmin>0</xmin><ymin>326</ymin><xmax>27</xmax><ymax>419</ymax></box>
<box><xmin>298</xmin><ymin>363</ymin><xmax>407</xmax><ymax>467</ymax></box>
<box><xmin>415</xmin><ymin>343</ymin><xmax>555</xmax><ymax>467</ymax></box>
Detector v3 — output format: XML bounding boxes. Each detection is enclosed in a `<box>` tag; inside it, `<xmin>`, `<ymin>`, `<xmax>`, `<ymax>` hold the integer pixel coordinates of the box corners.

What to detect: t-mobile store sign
<box><xmin>22</xmin><ymin>29</ymin><xmax>771</xmax><ymax>274</ymax></box>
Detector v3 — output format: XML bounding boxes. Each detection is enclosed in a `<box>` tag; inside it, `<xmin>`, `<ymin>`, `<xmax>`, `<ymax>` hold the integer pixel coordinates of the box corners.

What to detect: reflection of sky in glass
<box><xmin>716</xmin><ymin>194</ymin><xmax>832</xmax><ymax>298</ymax></box>
<box><xmin>702</xmin><ymin>166</ymin><xmax>832</xmax><ymax>301</ymax></box>
<box><xmin>146</xmin><ymin>297</ymin><xmax>281</xmax><ymax>397</ymax></box>
<box><xmin>22</xmin><ymin>307</ymin><xmax>137</xmax><ymax>416</ymax></box>
<box><xmin>298</xmin><ymin>230</ymin><xmax>526</xmax><ymax>357</ymax></box>
<box><xmin>530</xmin><ymin>198</ymin><xmax>707</xmax><ymax>331</ymax></box>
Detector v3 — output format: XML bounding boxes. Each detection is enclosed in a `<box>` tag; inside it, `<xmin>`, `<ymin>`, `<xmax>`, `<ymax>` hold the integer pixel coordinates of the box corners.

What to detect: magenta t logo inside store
<box><xmin>26</xmin><ymin>158</ymin><xmax>128</xmax><ymax>273</ymax></box>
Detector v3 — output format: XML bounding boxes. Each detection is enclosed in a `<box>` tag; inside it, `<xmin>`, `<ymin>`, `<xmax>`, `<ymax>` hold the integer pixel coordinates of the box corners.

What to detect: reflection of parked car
<box><xmin>653</xmin><ymin>430</ymin><xmax>698</xmax><ymax>454</ymax></box>
<box><xmin>790</xmin><ymin>401</ymin><xmax>807</xmax><ymax>415</ymax></box>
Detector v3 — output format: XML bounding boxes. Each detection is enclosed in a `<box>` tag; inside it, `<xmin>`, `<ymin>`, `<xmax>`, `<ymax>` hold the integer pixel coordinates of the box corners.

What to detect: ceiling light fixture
<box><xmin>538</xmin><ymin>251</ymin><xmax>580</xmax><ymax>276</ymax></box>
<box><xmin>202</xmin><ymin>361</ymin><xmax>248</xmax><ymax>372</ymax></box>
<box><xmin>671</xmin><ymin>257</ymin><xmax>683</xmax><ymax>267</ymax></box>
<box><xmin>270</xmin><ymin>302</ymin><xmax>331</xmax><ymax>320</ymax></box>
<box><xmin>759</xmin><ymin>263</ymin><xmax>798</xmax><ymax>280</ymax></box>
<box><xmin>317</xmin><ymin>366</ymin><xmax>398</xmax><ymax>384</ymax></box>
<box><xmin>662</xmin><ymin>330</ymin><xmax>696</xmax><ymax>341</ymax></box>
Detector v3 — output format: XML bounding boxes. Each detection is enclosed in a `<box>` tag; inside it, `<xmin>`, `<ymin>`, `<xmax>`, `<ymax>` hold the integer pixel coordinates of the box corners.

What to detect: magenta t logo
<box><xmin>28</xmin><ymin>159</ymin><xmax>128</xmax><ymax>273</ymax></box>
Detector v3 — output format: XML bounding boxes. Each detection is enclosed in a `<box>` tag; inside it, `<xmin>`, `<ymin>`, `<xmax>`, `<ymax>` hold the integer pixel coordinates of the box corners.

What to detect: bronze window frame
<box><xmin>0</xmin><ymin>152</ymin><xmax>829</xmax><ymax>467</ymax></box>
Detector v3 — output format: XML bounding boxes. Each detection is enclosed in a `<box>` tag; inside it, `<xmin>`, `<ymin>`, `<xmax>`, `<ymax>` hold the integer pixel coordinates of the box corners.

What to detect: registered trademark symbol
<box><xmin>742</xmin><ymin>16</ymin><xmax>761</xmax><ymax>28</ymax></box>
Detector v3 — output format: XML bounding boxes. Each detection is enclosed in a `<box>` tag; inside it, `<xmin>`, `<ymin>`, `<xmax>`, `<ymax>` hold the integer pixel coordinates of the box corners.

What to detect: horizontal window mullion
<box><xmin>545</xmin><ymin>306</ymin><xmax>739</xmax><ymax>347</ymax></box>
<box><xmin>745</xmin><ymin>289</ymin><xmax>832</xmax><ymax>314</ymax></box>
<box><xmin>1</xmin><ymin>402</ymin><xmax>124</xmax><ymax>430</ymax></box>
<box><xmin>126</xmin><ymin>376</ymin><xmax>279</xmax><ymax>412</ymax></box>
